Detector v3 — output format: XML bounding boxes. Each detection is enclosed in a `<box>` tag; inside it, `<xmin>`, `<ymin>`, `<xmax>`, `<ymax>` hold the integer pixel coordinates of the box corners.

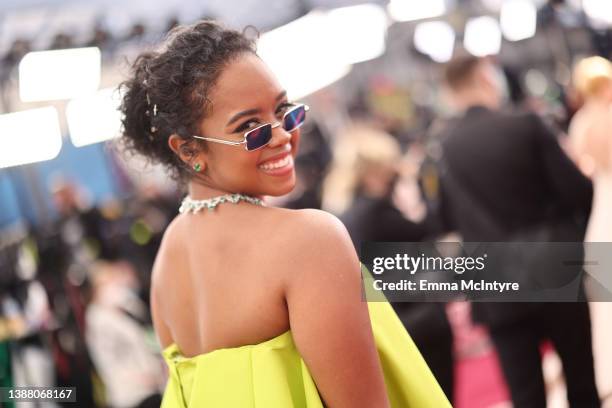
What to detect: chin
<box><xmin>261</xmin><ymin>173</ymin><xmax>296</xmax><ymax>197</ymax></box>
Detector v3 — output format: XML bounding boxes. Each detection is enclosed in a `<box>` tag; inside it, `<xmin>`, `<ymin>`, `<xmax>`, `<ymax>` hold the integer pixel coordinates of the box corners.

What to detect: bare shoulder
<box><xmin>270</xmin><ymin>208</ymin><xmax>356</xmax><ymax>256</ymax></box>
<box><xmin>270</xmin><ymin>207</ymin><xmax>352</xmax><ymax>244</ymax></box>
<box><xmin>264</xmin><ymin>207</ymin><xmax>361</xmax><ymax>285</ymax></box>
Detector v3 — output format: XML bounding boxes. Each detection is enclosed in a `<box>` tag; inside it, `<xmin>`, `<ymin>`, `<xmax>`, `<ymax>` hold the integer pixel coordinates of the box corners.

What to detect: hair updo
<box><xmin>119</xmin><ymin>20</ymin><xmax>256</xmax><ymax>179</ymax></box>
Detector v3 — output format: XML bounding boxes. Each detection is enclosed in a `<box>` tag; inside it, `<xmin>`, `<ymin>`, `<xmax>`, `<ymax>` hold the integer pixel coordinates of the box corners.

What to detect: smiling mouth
<box><xmin>258</xmin><ymin>154</ymin><xmax>294</xmax><ymax>174</ymax></box>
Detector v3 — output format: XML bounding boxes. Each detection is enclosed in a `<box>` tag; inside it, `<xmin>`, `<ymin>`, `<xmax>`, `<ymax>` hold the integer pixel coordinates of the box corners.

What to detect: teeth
<box><xmin>259</xmin><ymin>155</ymin><xmax>291</xmax><ymax>171</ymax></box>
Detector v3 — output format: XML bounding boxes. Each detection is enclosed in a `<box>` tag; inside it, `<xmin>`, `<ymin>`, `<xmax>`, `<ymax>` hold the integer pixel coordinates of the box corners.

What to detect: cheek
<box><xmin>209</xmin><ymin>147</ymin><xmax>255</xmax><ymax>176</ymax></box>
<box><xmin>235</xmin><ymin>152</ymin><xmax>260</xmax><ymax>173</ymax></box>
<box><xmin>290</xmin><ymin>130</ymin><xmax>301</xmax><ymax>156</ymax></box>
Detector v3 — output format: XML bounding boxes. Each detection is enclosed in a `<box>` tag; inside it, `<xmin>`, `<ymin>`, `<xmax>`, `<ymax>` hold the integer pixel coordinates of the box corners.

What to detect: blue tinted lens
<box><xmin>246</xmin><ymin>124</ymin><xmax>272</xmax><ymax>151</ymax></box>
<box><xmin>283</xmin><ymin>105</ymin><xmax>306</xmax><ymax>132</ymax></box>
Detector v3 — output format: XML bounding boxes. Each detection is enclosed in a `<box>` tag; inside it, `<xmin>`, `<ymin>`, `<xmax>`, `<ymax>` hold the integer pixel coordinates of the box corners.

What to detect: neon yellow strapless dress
<box><xmin>161</xmin><ymin>301</ymin><xmax>451</xmax><ymax>407</ymax></box>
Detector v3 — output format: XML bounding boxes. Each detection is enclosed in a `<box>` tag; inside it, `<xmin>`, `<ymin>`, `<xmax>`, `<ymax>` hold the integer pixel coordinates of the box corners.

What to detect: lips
<box><xmin>258</xmin><ymin>149</ymin><xmax>290</xmax><ymax>165</ymax></box>
<box><xmin>258</xmin><ymin>152</ymin><xmax>294</xmax><ymax>176</ymax></box>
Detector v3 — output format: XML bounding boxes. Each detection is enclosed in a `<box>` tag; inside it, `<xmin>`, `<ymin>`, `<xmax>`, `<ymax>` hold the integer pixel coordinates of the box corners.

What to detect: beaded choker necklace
<box><xmin>179</xmin><ymin>193</ymin><xmax>264</xmax><ymax>214</ymax></box>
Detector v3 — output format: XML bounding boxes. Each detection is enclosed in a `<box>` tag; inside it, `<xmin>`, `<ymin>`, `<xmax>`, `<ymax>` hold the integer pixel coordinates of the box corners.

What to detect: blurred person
<box><xmin>0</xmin><ymin>239</ymin><xmax>58</xmax><ymax>408</ymax></box>
<box><xmin>121</xmin><ymin>184</ymin><xmax>178</xmax><ymax>306</ymax></box>
<box><xmin>35</xmin><ymin>178</ymin><xmax>105</xmax><ymax>406</ymax></box>
<box><xmin>436</xmin><ymin>54</ymin><xmax>598</xmax><ymax>408</ymax></box>
<box><xmin>324</xmin><ymin>124</ymin><xmax>429</xmax><ymax>244</ymax></box>
<box><xmin>120</xmin><ymin>20</ymin><xmax>450</xmax><ymax>407</ymax></box>
<box><xmin>126</xmin><ymin>23</ymin><xmax>146</xmax><ymax>41</ymax></box>
<box><xmin>86</xmin><ymin>261</ymin><xmax>164</xmax><ymax>408</ymax></box>
<box><xmin>50</xmin><ymin>177</ymin><xmax>119</xmax><ymax>262</ymax></box>
<box><xmin>325</xmin><ymin>125</ymin><xmax>454</xmax><ymax>402</ymax></box>
<box><xmin>284</xmin><ymin>121</ymin><xmax>333</xmax><ymax>210</ymax></box>
<box><xmin>48</xmin><ymin>33</ymin><xmax>74</xmax><ymax>50</ymax></box>
<box><xmin>86</xmin><ymin>25</ymin><xmax>112</xmax><ymax>50</ymax></box>
<box><xmin>569</xmin><ymin>56</ymin><xmax>612</xmax><ymax>239</ymax></box>
<box><xmin>569</xmin><ymin>55</ymin><xmax>612</xmax><ymax>403</ymax></box>
<box><xmin>0</xmin><ymin>39</ymin><xmax>30</xmax><ymax>111</ymax></box>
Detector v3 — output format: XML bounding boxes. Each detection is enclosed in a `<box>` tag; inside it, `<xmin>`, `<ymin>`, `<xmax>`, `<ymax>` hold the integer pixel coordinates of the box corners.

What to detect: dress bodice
<box><xmin>161</xmin><ymin>301</ymin><xmax>451</xmax><ymax>407</ymax></box>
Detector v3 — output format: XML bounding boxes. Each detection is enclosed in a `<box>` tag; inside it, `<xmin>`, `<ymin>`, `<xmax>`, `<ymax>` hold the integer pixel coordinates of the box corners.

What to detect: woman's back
<box><xmin>152</xmin><ymin>204</ymin><xmax>424</xmax><ymax>407</ymax></box>
<box><xmin>151</xmin><ymin>204</ymin><xmax>295</xmax><ymax>358</ymax></box>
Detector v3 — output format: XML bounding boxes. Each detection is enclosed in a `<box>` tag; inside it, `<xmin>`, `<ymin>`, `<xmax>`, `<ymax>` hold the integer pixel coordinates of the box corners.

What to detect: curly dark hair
<box><xmin>119</xmin><ymin>20</ymin><xmax>256</xmax><ymax>180</ymax></box>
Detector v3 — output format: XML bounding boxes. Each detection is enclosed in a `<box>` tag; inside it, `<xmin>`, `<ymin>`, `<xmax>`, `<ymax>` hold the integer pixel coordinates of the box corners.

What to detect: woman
<box><xmin>120</xmin><ymin>21</ymin><xmax>449</xmax><ymax>407</ymax></box>
<box><xmin>570</xmin><ymin>56</ymin><xmax>612</xmax><ymax>243</ymax></box>
<box><xmin>569</xmin><ymin>55</ymin><xmax>612</xmax><ymax>403</ymax></box>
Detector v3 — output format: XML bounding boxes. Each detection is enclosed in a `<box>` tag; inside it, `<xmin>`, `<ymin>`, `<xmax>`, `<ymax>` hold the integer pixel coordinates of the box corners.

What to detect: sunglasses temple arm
<box><xmin>192</xmin><ymin>135</ymin><xmax>245</xmax><ymax>146</ymax></box>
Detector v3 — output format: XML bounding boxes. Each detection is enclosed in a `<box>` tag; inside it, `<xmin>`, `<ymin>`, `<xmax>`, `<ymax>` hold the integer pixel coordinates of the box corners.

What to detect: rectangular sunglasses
<box><xmin>192</xmin><ymin>104</ymin><xmax>309</xmax><ymax>151</ymax></box>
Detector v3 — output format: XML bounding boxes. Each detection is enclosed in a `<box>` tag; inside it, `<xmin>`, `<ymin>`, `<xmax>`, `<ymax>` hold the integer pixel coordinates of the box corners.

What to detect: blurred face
<box><xmin>52</xmin><ymin>185</ymin><xmax>78</xmax><ymax>215</ymax></box>
<box><xmin>445</xmin><ymin>59</ymin><xmax>506</xmax><ymax>111</ymax></box>
<box><xmin>190</xmin><ymin>53</ymin><xmax>300</xmax><ymax>197</ymax></box>
<box><xmin>476</xmin><ymin>61</ymin><xmax>504</xmax><ymax>109</ymax></box>
<box><xmin>361</xmin><ymin>163</ymin><xmax>397</xmax><ymax>198</ymax></box>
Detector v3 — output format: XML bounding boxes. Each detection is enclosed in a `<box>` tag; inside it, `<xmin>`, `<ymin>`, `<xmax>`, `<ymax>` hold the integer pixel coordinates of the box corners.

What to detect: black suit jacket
<box><xmin>438</xmin><ymin>106</ymin><xmax>592</xmax><ymax>240</ymax></box>
<box><xmin>436</xmin><ymin>106</ymin><xmax>593</xmax><ymax>327</ymax></box>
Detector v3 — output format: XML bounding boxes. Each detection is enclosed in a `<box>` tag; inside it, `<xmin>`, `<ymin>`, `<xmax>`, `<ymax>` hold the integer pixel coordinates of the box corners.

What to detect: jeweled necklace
<box><xmin>179</xmin><ymin>193</ymin><xmax>264</xmax><ymax>214</ymax></box>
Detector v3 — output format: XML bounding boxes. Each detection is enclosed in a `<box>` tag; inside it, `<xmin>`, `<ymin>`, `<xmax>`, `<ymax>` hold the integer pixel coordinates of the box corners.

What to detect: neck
<box><xmin>187</xmin><ymin>178</ymin><xmax>233</xmax><ymax>200</ymax></box>
<box><xmin>452</xmin><ymin>89</ymin><xmax>498</xmax><ymax>113</ymax></box>
<box><xmin>187</xmin><ymin>178</ymin><xmax>262</xmax><ymax>200</ymax></box>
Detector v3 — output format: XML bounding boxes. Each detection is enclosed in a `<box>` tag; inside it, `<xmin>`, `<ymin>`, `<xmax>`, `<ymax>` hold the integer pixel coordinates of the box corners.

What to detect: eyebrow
<box><xmin>225</xmin><ymin>90</ymin><xmax>288</xmax><ymax>127</ymax></box>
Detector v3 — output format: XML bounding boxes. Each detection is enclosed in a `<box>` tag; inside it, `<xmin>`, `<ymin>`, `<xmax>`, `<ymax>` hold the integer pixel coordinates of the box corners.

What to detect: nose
<box><xmin>266</xmin><ymin>121</ymin><xmax>292</xmax><ymax>148</ymax></box>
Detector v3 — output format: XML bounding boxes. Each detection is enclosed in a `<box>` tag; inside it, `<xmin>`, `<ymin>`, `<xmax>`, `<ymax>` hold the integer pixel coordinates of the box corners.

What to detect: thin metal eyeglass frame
<box><xmin>191</xmin><ymin>104</ymin><xmax>309</xmax><ymax>151</ymax></box>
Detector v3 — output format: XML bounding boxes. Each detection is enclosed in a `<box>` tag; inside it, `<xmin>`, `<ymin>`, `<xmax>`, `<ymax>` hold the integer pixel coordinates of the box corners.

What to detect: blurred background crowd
<box><xmin>0</xmin><ymin>0</ymin><xmax>611</xmax><ymax>407</ymax></box>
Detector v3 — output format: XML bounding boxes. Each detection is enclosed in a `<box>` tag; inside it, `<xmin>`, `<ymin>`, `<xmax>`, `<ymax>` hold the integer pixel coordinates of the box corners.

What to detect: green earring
<box><xmin>193</xmin><ymin>163</ymin><xmax>202</xmax><ymax>172</ymax></box>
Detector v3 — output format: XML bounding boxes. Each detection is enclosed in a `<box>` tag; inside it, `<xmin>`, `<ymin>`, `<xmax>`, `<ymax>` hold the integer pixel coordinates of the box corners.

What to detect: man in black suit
<box><xmin>434</xmin><ymin>55</ymin><xmax>599</xmax><ymax>407</ymax></box>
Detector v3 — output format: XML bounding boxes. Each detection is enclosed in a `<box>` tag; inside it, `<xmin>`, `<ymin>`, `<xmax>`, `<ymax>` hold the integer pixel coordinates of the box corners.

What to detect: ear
<box><xmin>168</xmin><ymin>134</ymin><xmax>206</xmax><ymax>170</ymax></box>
